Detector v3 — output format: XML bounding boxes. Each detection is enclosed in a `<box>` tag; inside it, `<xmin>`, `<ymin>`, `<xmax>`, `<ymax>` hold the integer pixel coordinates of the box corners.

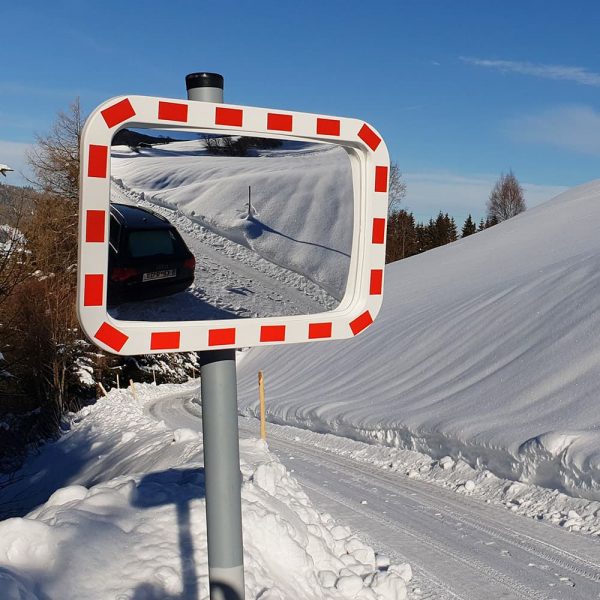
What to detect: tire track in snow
<box><xmin>148</xmin><ymin>395</ymin><xmax>600</xmax><ymax>599</ymax></box>
<box><xmin>299</xmin><ymin>481</ymin><xmax>550</xmax><ymax>600</ymax></box>
<box><xmin>259</xmin><ymin>429</ymin><xmax>600</xmax><ymax>595</ymax></box>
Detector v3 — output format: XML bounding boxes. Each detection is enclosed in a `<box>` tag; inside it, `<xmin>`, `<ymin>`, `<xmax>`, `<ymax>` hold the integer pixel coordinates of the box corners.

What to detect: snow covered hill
<box><xmin>237</xmin><ymin>180</ymin><xmax>600</xmax><ymax>501</ymax></box>
<box><xmin>112</xmin><ymin>139</ymin><xmax>600</xmax><ymax>501</ymax></box>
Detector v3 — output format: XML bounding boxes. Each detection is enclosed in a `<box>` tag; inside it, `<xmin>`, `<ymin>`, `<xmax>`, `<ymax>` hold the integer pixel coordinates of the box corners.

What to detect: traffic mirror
<box><xmin>78</xmin><ymin>96</ymin><xmax>389</xmax><ymax>354</ymax></box>
<box><xmin>108</xmin><ymin>131</ymin><xmax>352</xmax><ymax>321</ymax></box>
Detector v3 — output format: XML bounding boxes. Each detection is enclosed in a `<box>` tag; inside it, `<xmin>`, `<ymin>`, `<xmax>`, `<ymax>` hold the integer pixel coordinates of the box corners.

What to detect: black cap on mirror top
<box><xmin>185</xmin><ymin>72</ymin><xmax>224</xmax><ymax>90</ymax></box>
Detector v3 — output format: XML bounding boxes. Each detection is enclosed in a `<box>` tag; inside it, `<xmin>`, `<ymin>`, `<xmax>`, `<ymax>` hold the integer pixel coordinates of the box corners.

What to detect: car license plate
<box><xmin>142</xmin><ymin>269</ymin><xmax>176</xmax><ymax>282</ymax></box>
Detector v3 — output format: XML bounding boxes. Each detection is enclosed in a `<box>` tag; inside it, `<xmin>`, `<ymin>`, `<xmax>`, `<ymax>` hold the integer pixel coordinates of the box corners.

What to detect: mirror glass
<box><xmin>108</xmin><ymin>128</ymin><xmax>354</xmax><ymax>322</ymax></box>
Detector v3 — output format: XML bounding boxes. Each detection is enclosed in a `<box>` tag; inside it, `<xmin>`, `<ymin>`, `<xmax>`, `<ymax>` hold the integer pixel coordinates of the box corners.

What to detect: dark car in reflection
<box><xmin>108</xmin><ymin>203</ymin><xmax>195</xmax><ymax>305</ymax></box>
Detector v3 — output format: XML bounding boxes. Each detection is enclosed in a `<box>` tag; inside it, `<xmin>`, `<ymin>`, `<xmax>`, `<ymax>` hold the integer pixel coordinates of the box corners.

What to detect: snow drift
<box><xmin>0</xmin><ymin>384</ymin><xmax>410</xmax><ymax>599</ymax></box>
<box><xmin>237</xmin><ymin>180</ymin><xmax>600</xmax><ymax>501</ymax></box>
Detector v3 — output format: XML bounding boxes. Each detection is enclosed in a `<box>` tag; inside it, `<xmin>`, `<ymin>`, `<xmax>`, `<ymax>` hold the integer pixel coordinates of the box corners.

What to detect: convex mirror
<box><xmin>77</xmin><ymin>96</ymin><xmax>389</xmax><ymax>354</ymax></box>
<box><xmin>108</xmin><ymin>131</ymin><xmax>353</xmax><ymax>323</ymax></box>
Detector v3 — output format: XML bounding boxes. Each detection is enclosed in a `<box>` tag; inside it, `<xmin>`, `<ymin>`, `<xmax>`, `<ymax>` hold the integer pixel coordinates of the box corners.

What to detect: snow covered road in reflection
<box><xmin>110</xmin><ymin>180</ymin><xmax>338</xmax><ymax>322</ymax></box>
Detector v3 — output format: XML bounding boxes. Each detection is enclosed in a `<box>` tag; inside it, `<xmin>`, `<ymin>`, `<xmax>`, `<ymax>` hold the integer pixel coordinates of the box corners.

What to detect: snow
<box><xmin>110</xmin><ymin>139</ymin><xmax>352</xmax><ymax>303</ymax></box>
<box><xmin>110</xmin><ymin>139</ymin><xmax>600</xmax><ymax>508</ymax></box>
<box><xmin>110</xmin><ymin>141</ymin><xmax>600</xmax><ymax>517</ymax></box>
<box><xmin>110</xmin><ymin>178</ymin><xmax>338</xmax><ymax>321</ymax></box>
<box><xmin>235</xmin><ymin>180</ymin><xmax>600</xmax><ymax>502</ymax></box>
<box><xmin>232</xmin><ymin>182</ymin><xmax>600</xmax><ymax>506</ymax></box>
<box><xmin>0</xmin><ymin>224</ymin><xmax>26</xmax><ymax>257</ymax></box>
<box><xmin>0</xmin><ymin>384</ymin><xmax>410</xmax><ymax>599</ymax></box>
<box><xmin>248</xmin><ymin>417</ymin><xmax>600</xmax><ymax>536</ymax></box>
<box><xmin>5</xmin><ymin>139</ymin><xmax>600</xmax><ymax>595</ymax></box>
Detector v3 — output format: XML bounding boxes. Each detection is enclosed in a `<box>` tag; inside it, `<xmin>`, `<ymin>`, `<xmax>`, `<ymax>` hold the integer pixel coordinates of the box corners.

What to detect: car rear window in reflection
<box><xmin>128</xmin><ymin>230</ymin><xmax>175</xmax><ymax>258</ymax></box>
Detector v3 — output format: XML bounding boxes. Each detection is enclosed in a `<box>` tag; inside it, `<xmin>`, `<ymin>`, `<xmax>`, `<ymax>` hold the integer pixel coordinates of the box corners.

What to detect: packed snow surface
<box><xmin>237</xmin><ymin>180</ymin><xmax>600</xmax><ymax>501</ymax></box>
<box><xmin>0</xmin><ymin>384</ymin><xmax>410</xmax><ymax>599</ymax></box>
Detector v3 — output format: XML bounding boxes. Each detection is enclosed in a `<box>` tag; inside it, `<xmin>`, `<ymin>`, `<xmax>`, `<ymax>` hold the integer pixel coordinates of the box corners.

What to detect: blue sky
<box><xmin>1</xmin><ymin>0</ymin><xmax>599</xmax><ymax>222</ymax></box>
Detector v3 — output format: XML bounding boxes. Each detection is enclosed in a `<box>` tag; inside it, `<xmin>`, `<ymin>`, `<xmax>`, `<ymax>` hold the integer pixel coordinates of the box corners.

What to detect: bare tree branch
<box><xmin>388</xmin><ymin>162</ymin><xmax>407</xmax><ymax>214</ymax></box>
<box><xmin>487</xmin><ymin>170</ymin><xmax>526</xmax><ymax>222</ymax></box>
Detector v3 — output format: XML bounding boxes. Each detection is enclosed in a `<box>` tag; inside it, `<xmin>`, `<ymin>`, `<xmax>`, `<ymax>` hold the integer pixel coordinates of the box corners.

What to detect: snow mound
<box><xmin>0</xmin><ymin>385</ymin><xmax>410</xmax><ymax>599</ymax></box>
<box><xmin>237</xmin><ymin>180</ymin><xmax>600</xmax><ymax>500</ymax></box>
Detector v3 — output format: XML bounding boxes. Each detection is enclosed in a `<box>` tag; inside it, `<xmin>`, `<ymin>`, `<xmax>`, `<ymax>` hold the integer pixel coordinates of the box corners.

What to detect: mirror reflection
<box><xmin>108</xmin><ymin>129</ymin><xmax>354</xmax><ymax>322</ymax></box>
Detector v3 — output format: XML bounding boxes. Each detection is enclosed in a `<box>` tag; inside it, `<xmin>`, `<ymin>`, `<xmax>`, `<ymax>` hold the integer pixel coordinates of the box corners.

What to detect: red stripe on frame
<box><xmin>358</xmin><ymin>124</ymin><xmax>381</xmax><ymax>151</ymax></box>
<box><xmin>350</xmin><ymin>310</ymin><xmax>373</xmax><ymax>336</ymax></box>
<box><xmin>372</xmin><ymin>218</ymin><xmax>386</xmax><ymax>244</ymax></box>
<box><xmin>209</xmin><ymin>328</ymin><xmax>236</xmax><ymax>346</ymax></box>
<box><xmin>84</xmin><ymin>274</ymin><xmax>104</xmax><ymax>306</ymax></box>
<box><xmin>375</xmin><ymin>166</ymin><xmax>388</xmax><ymax>192</ymax></box>
<box><xmin>370</xmin><ymin>269</ymin><xmax>383</xmax><ymax>295</ymax></box>
<box><xmin>101</xmin><ymin>98</ymin><xmax>136</xmax><ymax>128</ymax></box>
<box><xmin>215</xmin><ymin>107</ymin><xmax>243</xmax><ymax>127</ymax></box>
<box><xmin>267</xmin><ymin>113</ymin><xmax>293</xmax><ymax>131</ymax></box>
<box><xmin>158</xmin><ymin>101</ymin><xmax>188</xmax><ymax>122</ymax></box>
<box><xmin>260</xmin><ymin>325</ymin><xmax>286</xmax><ymax>343</ymax></box>
<box><xmin>308</xmin><ymin>322</ymin><xmax>332</xmax><ymax>339</ymax></box>
<box><xmin>85</xmin><ymin>210</ymin><xmax>106</xmax><ymax>242</ymax></box>
<box><xmin>316</xmin><ymin>118</ymin><xmax>340</xmax><ymax>136</ymax></box>
<box><xmin>151</xmin><ymin>331</ymin><xmax>181</xmax><ymax>350</ymax></box>
<box><xmin>95</xmin><ymin>322</ymin><xmax>128</xmax><ymax>352</ymax></box>
<box><xmin>88</xmin><ymin>145</ymin><xmax>108</xmax><ymax>178</ymax></box>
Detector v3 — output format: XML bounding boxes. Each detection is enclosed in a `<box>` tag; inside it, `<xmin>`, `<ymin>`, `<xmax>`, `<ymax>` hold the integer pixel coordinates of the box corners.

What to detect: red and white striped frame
<box><xmin>77</xmin><ymin>95</ymin><xmax>389</xmax><ymax>355</ymax></box>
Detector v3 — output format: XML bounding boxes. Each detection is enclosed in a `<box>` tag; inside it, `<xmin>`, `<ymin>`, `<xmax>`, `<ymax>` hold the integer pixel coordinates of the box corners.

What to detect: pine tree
<box><xmin>484</xmin><ymin>215</ymin><xmax>498</xmax><ymax>229</ymax></box>
<box><xmin>415</xmin><ymin>212</ymin><xmax>458</xmax><ymax>253</ymax></box>
<box><xmin>386</xmin><ymin>209</ymin><xmax>417</xmax><ymax>263</ymax></box>
<box><xmin>433</xmin><ymin>212</ymin><xmax>457</xmax><ymax>247</ymax></box>
<box><xmin>417</xmin><ymin>219</ymin><xmax>436</xmax><ymax>252</ymax></box>
<box><xmin>461</xmin><ymin>214</ymin><xmax>477</xmax><ymax>237</ymax></box>
<box><xmin>447</xmin><ymin>214</ymin><xmax>458</xmax><ymax>243</ymax></box>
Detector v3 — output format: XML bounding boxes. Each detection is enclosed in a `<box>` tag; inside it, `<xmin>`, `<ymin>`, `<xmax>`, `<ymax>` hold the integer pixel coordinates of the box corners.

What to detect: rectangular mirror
<box><xmin>107</xmin><ymin>129</ymin><xmax>354</xmax><ymax>322</ymax></box>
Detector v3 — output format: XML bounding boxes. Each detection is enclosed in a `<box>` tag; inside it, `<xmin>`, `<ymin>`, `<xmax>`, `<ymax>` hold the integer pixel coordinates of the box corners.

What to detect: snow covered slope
<box><xmin>237</xmin><ymin>180</ymin><xmax>600</xmax><ymax>500</ymax></box>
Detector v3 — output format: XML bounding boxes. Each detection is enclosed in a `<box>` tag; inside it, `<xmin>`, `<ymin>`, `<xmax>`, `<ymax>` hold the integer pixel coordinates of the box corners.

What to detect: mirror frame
<box><xmin>77</xmin><ymin>95</ymin><xmax>389</xmax><ymax>355</ymax></box>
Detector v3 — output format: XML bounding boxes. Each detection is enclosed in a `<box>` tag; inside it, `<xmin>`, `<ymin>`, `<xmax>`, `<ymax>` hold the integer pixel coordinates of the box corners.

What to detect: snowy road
<box><xmin>147</xmin><ymin>394</ymin><xmax>600</xmax><ymax>600</ymax></box>
<box><xmin>110</xmin><ymin>179</ymin><xmax>338</xmax><ymax>322</ymax></box>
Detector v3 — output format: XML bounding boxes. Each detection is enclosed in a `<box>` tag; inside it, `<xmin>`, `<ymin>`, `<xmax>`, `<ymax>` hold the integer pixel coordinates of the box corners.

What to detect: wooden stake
<box><xmin>98</xmin><ymin>382</ymin><xmax>108</xmax><ymax>397</ymax></box>
<box><xmin>258</xmin><ymin>370</ymin><xmax>266</xmax><ymax>440</ymax></box>
<box><xmin>116</xmin><ymin>373</ymin><xmax>120</xmax><ymax>390</ymax></box>
<box><xmin>129</xmin><ymin>379</ymin><xmax>138</xmax><ymax>401</ymax></box>
<box><xmin>153</xmin><ymin>367</ymin><xmax>156</xmax><ymax>385</ymax></box>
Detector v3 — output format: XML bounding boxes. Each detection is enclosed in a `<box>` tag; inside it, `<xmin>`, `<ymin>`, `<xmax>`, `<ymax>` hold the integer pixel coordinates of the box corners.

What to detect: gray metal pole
<box><xmin>200</xmin><ymin>350</ymin><xmax>244</xmax><ymax>600</ymax></box>
<box><xmin>186</xmin><ymin>72</ymin><xmax>245</xmax><ymax>600</ymax></box>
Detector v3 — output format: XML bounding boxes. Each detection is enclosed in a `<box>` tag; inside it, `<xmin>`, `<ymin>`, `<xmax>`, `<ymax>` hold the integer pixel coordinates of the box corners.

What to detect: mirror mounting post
<box><xmin>187</xmin><ymin>72</ymin><xmax>245</xmax><ymax>600</ymax></box>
